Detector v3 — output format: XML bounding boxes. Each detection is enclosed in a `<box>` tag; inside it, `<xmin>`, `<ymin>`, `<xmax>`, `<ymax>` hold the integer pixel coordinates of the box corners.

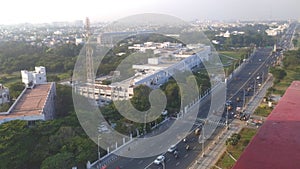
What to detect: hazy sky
<box><xmin>1</xmin><ymin>0</ymin><xmax>299</xmax><ymax>24</ymax></box>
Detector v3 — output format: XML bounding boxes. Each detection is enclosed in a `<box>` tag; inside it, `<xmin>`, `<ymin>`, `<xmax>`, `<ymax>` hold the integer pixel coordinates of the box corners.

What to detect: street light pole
<box><xmin>162</xmin><ymin>161</ymin><xmax>165</xmax><ymax>169</ymax></box>
<box><xmin>254</xmin><ymin>78</ymin><xmax>256</xmax><ymax>95</ymax></box>
<box><xmin>202</xmin><ymin>122</ymin><xmax>205</xmax><ymax>157</ymax></box>
<box><xmin>97</xmin><ymin>136</ymin><xmax>101</xmax><ymax>161</ymax></box>
<box><xmin>144</xmin><ymin>112</ymin><xmax>147</xmax><ymax>135</ymax></box>
<box><xmin>243</xmin><ymin>89</ymin><xmax>246</xmax><ymax>108</ymax></box>
<box><xmin>226</xmin><ymin>107</ymin><xmax>229</xmax><ymax>127</ymax></box>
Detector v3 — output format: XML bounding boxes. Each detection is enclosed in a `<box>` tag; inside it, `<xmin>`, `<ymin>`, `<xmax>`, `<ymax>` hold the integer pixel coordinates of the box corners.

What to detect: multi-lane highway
<box><xmin>94</xmin><ymin>22</ymin><xmax>298</xmax><ymax>169</ymax></box>
<box><xmin>96</xmin><ymin>48</ymin><xmax>272</xmax><ymax>169</ymax></box>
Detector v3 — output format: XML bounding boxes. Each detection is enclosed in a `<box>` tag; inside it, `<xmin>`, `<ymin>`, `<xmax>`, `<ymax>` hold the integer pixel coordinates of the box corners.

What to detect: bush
<box><xmin>226</xmin><ymin>133</ymin><xmax>241</xmax><ymax>146</ymax></box>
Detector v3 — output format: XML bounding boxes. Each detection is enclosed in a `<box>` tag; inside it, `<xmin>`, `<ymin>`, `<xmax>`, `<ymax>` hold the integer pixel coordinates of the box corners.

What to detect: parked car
<box><xmin>154</xmin><ymin>155</ymin><xmax>165</xmax><ymax>165</ymax></box>
<box><xmin>167</xmin><ymin>145</ymin><xmax>177</xmax><ymax>153</ymax></box>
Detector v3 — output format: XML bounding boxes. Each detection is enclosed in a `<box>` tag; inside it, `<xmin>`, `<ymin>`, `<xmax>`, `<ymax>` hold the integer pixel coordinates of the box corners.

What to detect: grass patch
<box><xmin>219</xmin><ymin>54</ymin><xmax>235</xmax><ymax>66</ymax></box>
<box><xmin>0</xmin><ymin>72</ymin><xmax>22</xmax><ymax>86</ymax></box>
<box><xmin>272</xmin><ymin>68</ymin><xmax>300</xmax><ymax>95</ymax></box>
<box><xmin>254</xmin><ymin>105</ymin><xmax>273</xmax><ymax>117</ymax></box>
<box><xmin>213</xmin><ymin>128</ymin><xmax>257</xmax><ymax>169</ymax></box>
<box><xmin>219</xmin><ymin>49</ymin><xmax>248</xmax><ymax>60</ymax></box>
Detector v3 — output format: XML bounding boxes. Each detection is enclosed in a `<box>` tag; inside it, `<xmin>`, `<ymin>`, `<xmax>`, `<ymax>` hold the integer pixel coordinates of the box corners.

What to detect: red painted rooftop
<box><xmin>233</xmin><ymin>81</ymin><xmax>300</xmax><ymax>169</ymax></box>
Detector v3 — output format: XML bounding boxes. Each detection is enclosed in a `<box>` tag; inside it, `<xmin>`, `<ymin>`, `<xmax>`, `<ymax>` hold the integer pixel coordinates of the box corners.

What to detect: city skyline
<box><xmin>0</xmin><ymin>0</ymin><xmax>300</xmax><ymax>25</ymax></box>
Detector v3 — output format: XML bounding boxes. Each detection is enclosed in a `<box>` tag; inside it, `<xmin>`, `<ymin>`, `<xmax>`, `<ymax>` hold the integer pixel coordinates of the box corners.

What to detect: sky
<box><xmin>0</xmin><ymin>0</ymin><xmax>299</xmax><ymax>24</ymax></box>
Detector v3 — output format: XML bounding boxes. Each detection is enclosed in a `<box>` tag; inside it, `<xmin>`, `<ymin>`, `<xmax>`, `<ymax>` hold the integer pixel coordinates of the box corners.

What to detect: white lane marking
<box><xmin>144</xmin><ymin>162</ymin><xmax>154</xmax><ymax>169</ymax></box>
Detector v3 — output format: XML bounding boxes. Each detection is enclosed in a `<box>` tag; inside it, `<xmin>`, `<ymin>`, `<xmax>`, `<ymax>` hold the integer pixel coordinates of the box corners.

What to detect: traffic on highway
<box><xmin>95</xmin><ymin>22</ymin><xmax>297</xmax><ymax>169</ymax></box>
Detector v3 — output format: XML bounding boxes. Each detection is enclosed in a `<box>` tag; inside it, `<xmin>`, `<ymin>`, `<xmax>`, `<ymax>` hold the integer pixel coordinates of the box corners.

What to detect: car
<box><xmin>168</xmin><ymin>145</ymin><xmax>177</xmax><ymax>153</ymax></box>
<box><xmin>154</xmin><ymin>155</ymin><xmax>165</xmax><ymax>165</ymax></box>
<box><xmin>225</xmin><ymin>100</ymin><xmax>232</xmax><ymax>106</ymax></box>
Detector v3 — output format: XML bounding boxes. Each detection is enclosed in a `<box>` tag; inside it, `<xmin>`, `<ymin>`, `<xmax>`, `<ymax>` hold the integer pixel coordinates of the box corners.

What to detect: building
<box><xmin>223</xmin><ymin>30</ymin><xmax>231</xmax><ymax>38</ymax></box>
<box><xmin>0</xmin><ymin>84</ymin><xmax>9</xmax><ymax>105</ymax></box>
<box><xmin>21</xmin><ymin>66</ymin><xmax>47</xmax><ymax>88</ymax></box>
<box><xmin>75</xmin><ymin>43</ymin><xmax>212</xmax><ymax>106</ymax></box>
<box><xmin>0</xmin><ymin>66</ymin><xmax>56</xmax><ymax>124</ymax></box>
<box><xmin>232</xmin><ymin>81</ymin><xmax>300</xmax><ymax>169</ymax></box>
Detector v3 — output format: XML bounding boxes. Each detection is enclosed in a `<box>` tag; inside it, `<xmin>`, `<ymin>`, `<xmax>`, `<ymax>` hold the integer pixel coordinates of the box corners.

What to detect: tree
<box><xmin>270</xmin><ymin>67</ymin><xmax>287</xmax><ymax>81</ymax></box>
<box><xmin>8</xmin><ymin>82</ymin><xmax>24</xmax><ymax>99</ymax></box>
<box><xmin>40</xmin><ymin>152</ymin><xmax>75</xmax><ymax>169</ymax></box>
<box><xmin>55</xmin><ymin>84</ymin><xmax>73</xmax><ymax>117</ymax></box>
<box><xmin>130</xmin><ymin>85</ymin><xmax>151</xmax><ymax>111</ymax></box>
<box><xmin>226</xmin><ymin>133</ymin><xmax>241</xmax><ymax>146</ymax></box>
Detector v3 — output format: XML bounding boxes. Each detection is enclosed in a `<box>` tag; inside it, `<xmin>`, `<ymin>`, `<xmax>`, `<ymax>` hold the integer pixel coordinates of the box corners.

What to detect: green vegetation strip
<box><xmin>219</xmin><ymin>49</ymin><xmax>248</xmax><ymax>60</ymax></box>
<box><xmin>267</xmin><ymin>50</ymin><xmax>300</xmax><ymax>96</ymax></box>
<box><xmin>254</xmin><ymin>105</ymin><xmax>273</xmax><ymax>117</ymax></box>
<box><xmin>212</xmin><ymin>128</ymin><xmax>257</xmax><ymax>169</ymax></box>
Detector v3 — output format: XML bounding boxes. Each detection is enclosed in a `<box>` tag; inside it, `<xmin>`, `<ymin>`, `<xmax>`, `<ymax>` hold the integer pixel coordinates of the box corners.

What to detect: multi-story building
<box><xmin>75</xmin><ymin>43</ymin><xmax>212</xmax><ymax>106</ymax></box>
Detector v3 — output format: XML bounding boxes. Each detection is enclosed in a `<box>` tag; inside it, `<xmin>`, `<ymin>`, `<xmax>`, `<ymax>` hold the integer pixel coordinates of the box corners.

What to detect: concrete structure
<box><xmin>21</xmin><ymin>66</ymin><xmax>47</xmax><ymax>88</ymax></box>
<box><xmin>0</xmin><ymin>82</ymin><xmax>56</xmax><ymax>124</ymax></box>
<box><xmin>0</xmin><ymin>84</ymin><xmax>9</xmax><ymax>105</ymax></box>
<box><xmin>233</xmin><ymin>81</ymin><xmax>300</xmax><ymax>169</ymax></box>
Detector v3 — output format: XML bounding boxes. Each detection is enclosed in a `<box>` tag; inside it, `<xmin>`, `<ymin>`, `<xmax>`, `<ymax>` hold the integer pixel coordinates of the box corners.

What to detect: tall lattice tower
<box><xmin>85</xmin><ymin>17</ymin><xmax>94</xmax><ymax>83</ymax></box>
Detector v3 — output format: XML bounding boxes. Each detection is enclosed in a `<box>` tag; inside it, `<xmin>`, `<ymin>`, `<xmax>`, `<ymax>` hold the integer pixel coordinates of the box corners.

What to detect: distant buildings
<box><xmin>75</xmin><ymin>42</ymin><xmax>212</xmax><ymax>106</ymax></box>
<box><xmin>265</xmin><ymin>23</ymin><xmax>288</xmax><ymax>36</ymax></box>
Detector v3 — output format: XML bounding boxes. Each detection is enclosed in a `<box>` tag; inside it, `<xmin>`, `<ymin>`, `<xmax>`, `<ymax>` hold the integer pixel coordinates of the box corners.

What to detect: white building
<box><xmin>224</xmin><ymin>31</ymin><xmax>231</xmax><ymax>38</ymax></box>
<box><xmin>21</xmin><ymin>66</ymin><xmax>47</xmax><ymax>88</ymax></box>
<box><xmin>0</xmin><ymin>84</ymin><xmax>9</xmax><ymax>105</ymax></box>
<box><xmin>132</xmin><ymin>47</ymin><xmax>209</xmax><ymax>88</ymax></box>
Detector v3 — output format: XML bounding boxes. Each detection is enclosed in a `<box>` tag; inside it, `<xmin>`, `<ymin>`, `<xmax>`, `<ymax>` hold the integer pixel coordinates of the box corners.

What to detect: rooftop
<box><xmin>0</xmin><ymin>83</ymin><xmax>52</xmax><ymax>121</ymax></box>
<box><xmin>233</xmin><ymin>81</ymin><xmax>300</xmax><ymax>169</ymax></box>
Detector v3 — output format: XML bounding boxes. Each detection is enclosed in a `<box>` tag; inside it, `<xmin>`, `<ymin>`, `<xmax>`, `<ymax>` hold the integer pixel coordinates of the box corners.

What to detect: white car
<box><xmin>167</xmin><ymin>145</ymin><xmax>177</xmax><ymax>153</ymax></box>
<box><xmin>154</xmin><ymin>155</ymin><xmax>165</xmax><ymax>165</ymax></box>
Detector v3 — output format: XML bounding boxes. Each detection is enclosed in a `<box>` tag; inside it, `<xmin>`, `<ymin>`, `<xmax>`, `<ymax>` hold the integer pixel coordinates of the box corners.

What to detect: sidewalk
<box><xmin>189</xmin><ymin>75</ymin><xmax>273</xmax><ymax>169</ymax></box>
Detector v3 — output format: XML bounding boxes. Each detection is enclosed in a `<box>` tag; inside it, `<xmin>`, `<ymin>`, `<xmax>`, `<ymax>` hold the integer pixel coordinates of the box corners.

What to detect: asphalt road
<box><xmin>98</xmin><ymin>47</ymin><xmax>272</xmax><ymax>169</ymax></box>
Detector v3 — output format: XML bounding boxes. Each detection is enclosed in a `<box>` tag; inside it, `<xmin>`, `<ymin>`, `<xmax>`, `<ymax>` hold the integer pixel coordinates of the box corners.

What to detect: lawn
<box><xmin>218</xmin><ymin>49</ymin><xmax>249</xmax><ymax>60</ymax></box>
<box><xmin>213</xmin><ymin>128</ymin><xmax>257</xmax><ymax>169</ymax></box>
<box><xmin>272</xmin><ymin>68</ymin><xmax>300</xmax><ymax>95</ymax></box>
<box><xmin>0</xmin><ymin>72</ymin><xmax>22</xmax><ymax>86</ymax></box>
<box><xmin>254</xmin><ymin>105</ymin><xmax>273</xmax><ymax>117</ymax></box>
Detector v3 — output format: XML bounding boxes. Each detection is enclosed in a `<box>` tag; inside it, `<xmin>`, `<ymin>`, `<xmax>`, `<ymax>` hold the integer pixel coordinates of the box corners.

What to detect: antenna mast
<box><xmin>85</xmin><ymin>17</ymin><xmax>94</xmax><ymax>84</ymax></box>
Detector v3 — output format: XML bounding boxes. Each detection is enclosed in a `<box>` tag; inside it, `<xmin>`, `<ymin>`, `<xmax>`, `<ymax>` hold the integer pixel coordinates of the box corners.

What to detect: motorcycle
<box><xmin>174</xmin><ymin>150</ymin><xmax>179</xmax><ymax>158</ymax></box>
<box><xmin>185</xmin><ymin>144</ymin><xmax>190</xmax><ymax>150</ymax></box>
